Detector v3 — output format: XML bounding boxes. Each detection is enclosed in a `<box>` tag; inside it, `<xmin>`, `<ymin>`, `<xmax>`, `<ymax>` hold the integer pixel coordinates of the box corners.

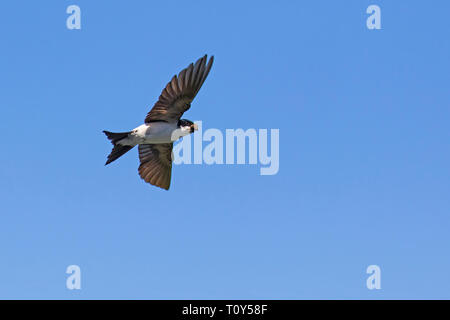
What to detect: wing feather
<box><xmin>145</xmin><ymin>55</ymin><xmax>214</xmax><ymax>123</ymax></box>
<box><xmin>138</xmin><ymin>143</ymin><xmax>173</xmax><ymax>190</ymax></box>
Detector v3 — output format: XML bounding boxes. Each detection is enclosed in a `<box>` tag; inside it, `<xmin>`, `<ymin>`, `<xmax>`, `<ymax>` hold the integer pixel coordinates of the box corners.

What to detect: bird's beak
<box><xmin>192</xmin><ymin>124</ymin><xmax>199</xmax><ymax>131</ymax></box>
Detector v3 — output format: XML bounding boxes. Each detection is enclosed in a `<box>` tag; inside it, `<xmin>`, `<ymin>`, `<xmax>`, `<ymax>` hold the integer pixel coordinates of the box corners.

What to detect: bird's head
<box><xmin>178</xmin><ymin>119</ymin><xmax>198</xmax><ymax>133</ymax></box>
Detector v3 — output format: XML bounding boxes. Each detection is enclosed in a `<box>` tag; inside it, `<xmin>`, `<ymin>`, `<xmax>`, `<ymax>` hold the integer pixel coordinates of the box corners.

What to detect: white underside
<box><xmin>117</xmin><ymin>122</ymin><xmax>191</xmax><ymax>146</ymax></box>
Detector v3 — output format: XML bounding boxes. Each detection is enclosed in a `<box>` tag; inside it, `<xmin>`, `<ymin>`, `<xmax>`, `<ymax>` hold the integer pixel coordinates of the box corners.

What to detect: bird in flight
<box><xmin>103</xmin><ymin>55</ymin><xmax>214</xmax><ymax>190</ymax></box>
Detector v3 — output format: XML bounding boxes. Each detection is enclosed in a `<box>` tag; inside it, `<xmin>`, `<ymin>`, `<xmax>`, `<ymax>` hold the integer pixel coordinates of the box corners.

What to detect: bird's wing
<box><xmin>138</xmin><ymin>143</ymin><xmax>173</xmax><ymax>190</ymax></box>
<box><xmin>145</xmin><ymin>55</ymin><xmax>214</xmax><ymax>123</ymax></box>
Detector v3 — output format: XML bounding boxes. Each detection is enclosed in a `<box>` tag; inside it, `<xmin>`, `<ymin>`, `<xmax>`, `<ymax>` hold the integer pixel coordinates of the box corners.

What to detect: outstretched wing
<box><xmin>145</xmin><ymin>55</ymin><xmax>214</xmax><ymax>123</ymax></box>
<box><xmin>138</xmin><ymin>143</ymin><xmax>173</xmax><ymax>190</ymax></box>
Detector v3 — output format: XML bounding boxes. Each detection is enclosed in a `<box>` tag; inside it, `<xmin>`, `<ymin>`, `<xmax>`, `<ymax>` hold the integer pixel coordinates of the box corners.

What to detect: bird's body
<box><xmin>103</xmin><ymin>55</ymin><xmax>214</xmax><ymax>190</ymax></box>
<box><xmin>116</xmin><ymin>121</ymin><xmax>193</xmax><ymax>146</ymax></box>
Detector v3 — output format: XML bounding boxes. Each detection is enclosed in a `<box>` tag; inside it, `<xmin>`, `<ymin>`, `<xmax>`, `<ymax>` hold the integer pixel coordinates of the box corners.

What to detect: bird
<box><xmin>103</xmin><ymin>55</ymin><xmax>214</xmax><ymax>190</ymax></box>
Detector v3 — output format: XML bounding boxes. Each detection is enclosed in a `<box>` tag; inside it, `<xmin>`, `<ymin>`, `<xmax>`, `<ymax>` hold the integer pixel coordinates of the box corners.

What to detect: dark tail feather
<box><xmin>103</xmin><ymin>130</ymin><xmax>132</xmax><ymax>145</ymax></box>
<box><xmin>105</xmin><ymin>144</ymin><xmax>133</xmax><ymax>165</ymax></box>
<box><xmin>103</xmin><ymin>130</ymin><xmax>134</xmax><ymax>165</ymax></box>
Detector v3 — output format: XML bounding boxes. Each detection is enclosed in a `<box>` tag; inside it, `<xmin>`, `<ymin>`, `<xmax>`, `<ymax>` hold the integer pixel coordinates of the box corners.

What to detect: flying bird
<box><xmin>103</xmin><ymin>55</ymin><xmax>214</xmax><ymax>190</ymax></box>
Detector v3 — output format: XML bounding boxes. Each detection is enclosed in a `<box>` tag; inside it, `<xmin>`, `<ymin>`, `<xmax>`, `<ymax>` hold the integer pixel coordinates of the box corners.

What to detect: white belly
<box><xmin>130</xmin><ymin>122</ymin><xmax>190</xmax><ymax>144</ymax></box>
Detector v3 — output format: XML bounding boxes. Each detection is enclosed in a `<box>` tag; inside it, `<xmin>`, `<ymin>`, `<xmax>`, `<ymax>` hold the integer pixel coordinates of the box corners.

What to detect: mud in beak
<box><xmin>192</xmin><ymin>123</ymin><xmax>199</xmax><ymax>132</ymax></box>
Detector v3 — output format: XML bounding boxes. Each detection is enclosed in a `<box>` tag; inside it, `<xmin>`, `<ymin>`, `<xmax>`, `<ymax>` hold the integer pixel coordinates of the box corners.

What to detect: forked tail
<box><xmin>103</xmin><ymin>130</ymin><xmax>134</xmax><ymax>165</ymax></box>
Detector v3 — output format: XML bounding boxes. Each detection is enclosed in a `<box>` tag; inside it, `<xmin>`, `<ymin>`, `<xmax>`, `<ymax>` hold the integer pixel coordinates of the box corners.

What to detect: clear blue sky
<box><xmin>0</xmin><ymin>0</ymin><xmax>449</xmax><ymax>299</ymax></box>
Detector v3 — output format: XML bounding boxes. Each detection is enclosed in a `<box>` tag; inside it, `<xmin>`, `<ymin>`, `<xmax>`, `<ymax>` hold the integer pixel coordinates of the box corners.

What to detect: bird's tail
<box><xmin>103</xmin><ymin>130</ymin><xmax>134</xmax><ymax>165</ymax></box>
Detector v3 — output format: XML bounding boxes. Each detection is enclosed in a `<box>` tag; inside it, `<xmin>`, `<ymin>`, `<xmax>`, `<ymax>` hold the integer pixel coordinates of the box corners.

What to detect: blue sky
<box><xmin>0</xmin><ymin>0</ymin><xmax>449</xmax><ymax>299</ymax></box>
